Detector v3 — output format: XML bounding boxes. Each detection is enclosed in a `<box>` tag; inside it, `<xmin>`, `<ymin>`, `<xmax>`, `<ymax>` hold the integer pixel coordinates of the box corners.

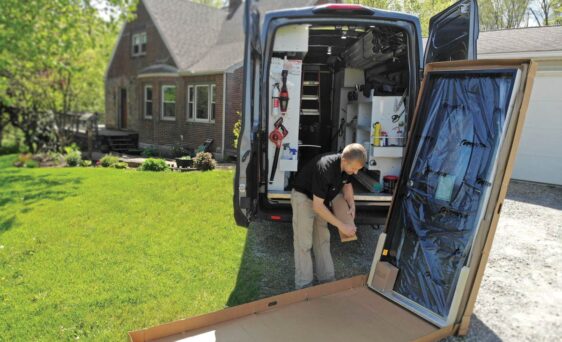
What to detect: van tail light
<box><xmin>271</xmin><ymin>215</ymin><xmax>282</xmax><ymax>221</ymax></box>
<box><xmin>312</xmin><ymin>4</ymin><xmax>374</xmax><ymax>15</ymax></box>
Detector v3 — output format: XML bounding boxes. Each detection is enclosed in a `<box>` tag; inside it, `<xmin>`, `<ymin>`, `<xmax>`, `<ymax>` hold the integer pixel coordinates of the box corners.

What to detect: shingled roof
<box><xmin>143</xmin><ymin>0</ymin><xmax>317</xmax><ymax>74</ymax></box>
<box><xmin>478</xmin><ymin>25</ymin><xmax>562</xmax><ymax>55</ymax></box>
<box><xmin>187</xmin><ymin>0</ymin><xmax>319</xmax><ymax>73</ymax></box>
<box><xmin>143</xmin><ymin>0</ymin><xmax>226</xmax><ymax>71</ymax></box>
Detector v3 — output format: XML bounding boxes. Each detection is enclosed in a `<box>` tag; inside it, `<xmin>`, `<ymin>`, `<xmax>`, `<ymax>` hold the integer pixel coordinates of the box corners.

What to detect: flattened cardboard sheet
<box><xmin>130</xmin><ymin>277</ymin><xmax>450</xmax><ymax>342</ymax></box>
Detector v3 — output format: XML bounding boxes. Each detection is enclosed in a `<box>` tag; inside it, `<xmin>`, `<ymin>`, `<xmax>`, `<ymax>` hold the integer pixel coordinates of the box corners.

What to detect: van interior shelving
<box><xmin>266</xmin><ymin>23</ymin><xmax>410</xmax><ymax>207</ymax></box>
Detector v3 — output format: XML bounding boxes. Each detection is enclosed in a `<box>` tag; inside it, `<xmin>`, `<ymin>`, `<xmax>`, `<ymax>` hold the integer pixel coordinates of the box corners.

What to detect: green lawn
<box><xmin>0</xmin><ymin>154</ymin><xmax>260</xmax><ymax>340</ymax></box>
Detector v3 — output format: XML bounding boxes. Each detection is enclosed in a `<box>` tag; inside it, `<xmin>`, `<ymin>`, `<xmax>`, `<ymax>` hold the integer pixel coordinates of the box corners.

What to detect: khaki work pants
<box><xmin>291</xmin><ymin>189</ymin><xmax>335</xmax><ymax>289</ymax></box>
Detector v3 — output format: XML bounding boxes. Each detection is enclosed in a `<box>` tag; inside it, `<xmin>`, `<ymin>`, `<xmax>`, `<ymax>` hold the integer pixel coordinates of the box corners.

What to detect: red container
<box><xmin>383</xmin><ymin>175</ymin><xmax>399</xmax><ymax>194</ymax></box>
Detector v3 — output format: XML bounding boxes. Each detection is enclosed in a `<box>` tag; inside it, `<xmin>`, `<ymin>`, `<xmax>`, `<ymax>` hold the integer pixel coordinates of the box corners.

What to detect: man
<box><xmin>291</xmin><ymin>143</ymin><xmax>367</xmax><ymax>289</ymax></box>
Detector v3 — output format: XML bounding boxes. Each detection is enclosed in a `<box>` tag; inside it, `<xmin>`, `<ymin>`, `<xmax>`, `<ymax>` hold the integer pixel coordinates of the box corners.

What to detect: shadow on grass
<box><xmin>0</xmin><ymin>167</ymin><xmax>83</xmax><ymax>235</ymax></box>
<box><xmin>226</xmin><ymin>223</ymin><xmax>267</xmax><ymax>307</ymax></box>
<box><xmin>0</xmin><ymin>216</ymin><xmax>16</xmax><ymax>234</ymax></box>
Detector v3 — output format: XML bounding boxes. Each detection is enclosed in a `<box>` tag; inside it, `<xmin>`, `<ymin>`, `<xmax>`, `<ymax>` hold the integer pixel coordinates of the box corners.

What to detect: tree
<box><xmin>0</xmin><ymin>0</ymin><xmax>136</xmax><ymax>152</ymax></box>
<box><xmin>346</xmin><ymin>0</ymin><xmax>456</xmax><ymax>35</ymax></box>
<box><xmin>480</xmin><ymin>0</ymin><xmax>530</xmax><ymax>30</ymax></box>
<box><xmin>531</xmin><ymin>0</ymin><xmax>562</xmax><ymax>25</ymax></box>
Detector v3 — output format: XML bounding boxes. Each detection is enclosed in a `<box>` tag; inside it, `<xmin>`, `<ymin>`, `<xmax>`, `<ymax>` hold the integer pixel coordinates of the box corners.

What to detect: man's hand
<box><xmin>347</xmin><ymin>202</ymin><xmax>356</xmax><ymax>220</ymax></box>
<box><xmin>338</xmin><ymin>222</ymin><xmax>357</xmax><ymax>237</ymax></box>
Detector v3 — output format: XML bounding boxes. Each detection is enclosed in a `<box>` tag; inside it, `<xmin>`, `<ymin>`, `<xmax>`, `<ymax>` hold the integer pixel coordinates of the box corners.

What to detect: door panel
<box><xmin>234</xmin><ymin>0</ymin><xmax>261</xmax><ymax>226</ymax></box>
<box><xmin>425</xmin><ymin>0</ymin><xmax>479</xmax><ymax>64</ymax></box>
<box><xmin>372</xmin><ymin>61</ymin><xmax>535</xmax><ymax>327</ymax></box>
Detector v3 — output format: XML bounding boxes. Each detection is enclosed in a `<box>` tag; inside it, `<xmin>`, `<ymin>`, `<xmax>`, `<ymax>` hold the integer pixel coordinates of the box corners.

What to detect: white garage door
<box><xmin>512</xmin><ymin>60</ymin><xmax>562</xmax><ymax>185</ymax></box>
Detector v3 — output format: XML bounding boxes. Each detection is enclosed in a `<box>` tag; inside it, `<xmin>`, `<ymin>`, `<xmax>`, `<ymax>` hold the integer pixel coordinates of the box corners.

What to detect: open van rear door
<box><xmin>234</xmin><ymin>0</ymin><xmax>261</xmax><ymax>227</ymax></box>
<box><xmin>424</xmin><ymin>0</ymin><xmax>479</xmax><ymax>64</ymax></box>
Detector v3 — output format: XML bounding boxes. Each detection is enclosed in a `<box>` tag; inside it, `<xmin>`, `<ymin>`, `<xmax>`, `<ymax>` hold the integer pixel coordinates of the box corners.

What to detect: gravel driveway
<box><xmin>239</xmin><ymin>180</ymin><xmax>561</xmax><ymax>341</ymax></box>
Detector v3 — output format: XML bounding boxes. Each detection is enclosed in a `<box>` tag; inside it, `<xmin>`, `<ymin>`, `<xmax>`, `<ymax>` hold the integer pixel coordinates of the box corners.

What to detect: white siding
<box><xmin>511</xmin><ymin>61</ymin><xmax>562</xmax><ymax>185</ymax></box>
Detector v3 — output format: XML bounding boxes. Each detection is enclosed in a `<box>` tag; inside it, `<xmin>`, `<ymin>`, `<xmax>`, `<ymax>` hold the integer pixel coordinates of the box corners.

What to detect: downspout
<box><xmin>221</xmin><ymin>72</ymin><xmax>227</xmax><ymax>161</ymax></box>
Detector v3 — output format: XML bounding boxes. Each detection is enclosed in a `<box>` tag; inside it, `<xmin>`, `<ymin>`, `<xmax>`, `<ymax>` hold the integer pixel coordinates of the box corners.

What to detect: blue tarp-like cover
<box><xmin>386</xmin><ymin>70</ymin><xmax>517</xmax><ymax>318</ymax></box>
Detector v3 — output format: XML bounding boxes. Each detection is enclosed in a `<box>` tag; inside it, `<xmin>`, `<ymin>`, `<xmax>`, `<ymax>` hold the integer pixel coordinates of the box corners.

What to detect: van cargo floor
<box><xmin>153</xmin><ymin>287</ymin><xmax>439</xmax><ymax>342</ymax></box>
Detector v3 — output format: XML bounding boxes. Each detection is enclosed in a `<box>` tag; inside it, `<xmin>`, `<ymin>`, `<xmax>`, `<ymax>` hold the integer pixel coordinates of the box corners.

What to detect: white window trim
<box><xmin>187</xmin><ymin>83</ymin><xmax>216</xmax><ymax>124</ymax></box>
<box><xmin>144</xmin><ymin>85</ymin><xmax>153</xmax><ymax>119</ymax></box>
<box><xmin>132</xmin><ymin>32</ymin><xmax>147</xmax><ymax>57</ymax></box>
<box><xmin>210</xmin><ymin>84</ymin><xmax>216</xmax><ymax>123</ymax></box>
<box><xmin>187</xmin><ymin>85</ymin><xmax>194</xmax><ymax>121</ymax></box>
<box><xmin>161</xmin><ymin>85</ymin><xmax>176</xmax><ymax>121</ymax></box>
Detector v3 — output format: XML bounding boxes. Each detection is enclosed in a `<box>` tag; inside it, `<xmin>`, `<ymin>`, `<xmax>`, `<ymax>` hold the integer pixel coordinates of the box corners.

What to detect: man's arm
<box><xmin>342</xmin><ymin>183</ymin><xmax>356</xmax><ymax>219</ymax></box>
<box><xmin>312</xmin><ymin>195</ymin><xmax>356</xmax><ymax>236</ymax></box>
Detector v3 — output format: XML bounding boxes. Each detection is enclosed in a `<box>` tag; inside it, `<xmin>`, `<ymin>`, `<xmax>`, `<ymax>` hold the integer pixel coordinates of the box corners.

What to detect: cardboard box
<box><xmin>371</xmin><ymin>261</ymin><xmax>399</xmax><ymax>292</ymax></box>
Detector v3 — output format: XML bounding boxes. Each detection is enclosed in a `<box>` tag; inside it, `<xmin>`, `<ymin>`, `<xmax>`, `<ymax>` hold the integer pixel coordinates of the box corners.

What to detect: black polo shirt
<box><xmin>292</xmin><ymin>153</ymin><xmax>351</xmax><ymax>206</ymax></box>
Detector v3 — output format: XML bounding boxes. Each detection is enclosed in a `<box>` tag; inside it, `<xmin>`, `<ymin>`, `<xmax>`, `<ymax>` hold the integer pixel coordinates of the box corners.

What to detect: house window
<box><xmin>144</xmin><ymin>85</ymin><xmax>153</xmax><ymax>119</ymax></box>
<box><xmin>188</xmin><ymin>86</ymin><xmax>194</xmax><ymax>120</ymax></box>
<box><xmin>187</xmin><ymin>84</ymin><xmax>216</xmax><ymax>123</ymax></box>
<box><xmin>196</xmin><ymin>85</ymin><xmax>209</xmax><ymax>121</ymax></box>
<box><xmin>161</xmin><ymin>85</ymin><xmax>176</xmax><ymax>120</ymax></box>
<box><xmin>132</xmin><ymin>32</ymin><xmax>147</xmax><ymax>56</ymax></box>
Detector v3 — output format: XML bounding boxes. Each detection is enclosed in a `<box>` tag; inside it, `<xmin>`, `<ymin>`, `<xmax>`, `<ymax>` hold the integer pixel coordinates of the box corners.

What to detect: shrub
<box><xmin>80</xmin><ymin>160</ymin><xmax>92</xmax><ymax>167</ymax></box>
<box><xmin>13</xmin><ymin>153</ymin><xmax>32</xmax><ymax>167</ymax></box>
<box><xmin>23</xmin><ymin>160</ymin><xmax>38</xmax><ymax>168</ymax></box>
<box><xmin>193</xmin><ymin>152</ymin><xmax>216</xmax><ymax>171</ymax></box>
<box><xmin>139</xmin><ymin>158</ymin><xmax>169</xmax><ymax>172</ymax></box>
<box><xmin>64</xmin><ymin>143</ymin><xmax>80</xmax><ymax>155</ymax></box>
<box><xmin>141</xmin><ymin>146</ymin><xmax>157</xmax><ymax>158</ymax></box>
<box><xmin>30</xmin><ymin>152</ymin><xmax>64</xmax><ymax>167</ymax></box>
<box><xmin>100</xmin><ymin>154</ymin><xmax>119</xmax><ymax>168</ymax></box>
<box><xmin>171</xmin><ymin>143</ymin><xmax>188</xmax><ymax>158</ymax></box>
<box><xmin>13</xmin><ymin>154</ymin><xmax>40</xmax><ymax>168</ymax></box>
<box><xmin>233</xmin><ymin>111</ymin><xmax>241</xmax><ymax>149</ymax></box>
<box><xmin>0</xmin><ymin>144</ymin><xmax>21</xmax><ymax>156</ymax></box>
<box><xmin>111</xmin><ymin>161</ymin><xmax>128</xmax><ymax>169</ymax></box>
<box><xmin>65</xmin><ymin>150</ymin><xmax>82</xmax><ymax>167</ymax></box>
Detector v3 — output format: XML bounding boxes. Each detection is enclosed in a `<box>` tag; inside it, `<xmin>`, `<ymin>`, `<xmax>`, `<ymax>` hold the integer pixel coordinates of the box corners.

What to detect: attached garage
<box><xmin>478</xmin><ymin>26</ymin><xmax>562</xmax><ymax>185</ymax></box>
<box><xmin>512</xmin><ymin>60</ymin><xmax>562</xmax><ymax>185</ymax></box>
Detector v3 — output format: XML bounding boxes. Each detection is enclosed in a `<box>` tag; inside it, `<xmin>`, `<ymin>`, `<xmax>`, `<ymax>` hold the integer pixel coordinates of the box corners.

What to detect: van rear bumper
<box><xmin>257</xmin><ymin>196</ymin><xmax>389</xmax><ymax>226</ymax></box>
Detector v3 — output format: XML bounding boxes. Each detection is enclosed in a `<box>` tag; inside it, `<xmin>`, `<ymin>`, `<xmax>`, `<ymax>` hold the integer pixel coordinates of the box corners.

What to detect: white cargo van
<box><xmin>234</xmin><ymin>0</ymin><xmax>479</xmax><ymax>226</ymax></box>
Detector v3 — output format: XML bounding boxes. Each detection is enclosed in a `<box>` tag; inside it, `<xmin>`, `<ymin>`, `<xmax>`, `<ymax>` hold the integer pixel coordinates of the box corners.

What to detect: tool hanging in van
<box><xmin>271</xmin><ymin>83</ymin><xmax>281</xmax><ymax>118</ymax></box>
<box><xmin>279</xmin><ymin>69</ymin><xmax>289</xmax><ymax>114</ymax></box>
<box><xmin>269</xmin><ymin>117</ymin><xmax>289</xmax><ymax>183</ymax></box>
<box><xmin>373</xmin><ymin>121</ymin><xmax>381</xmax><ymax>146</ymax></box>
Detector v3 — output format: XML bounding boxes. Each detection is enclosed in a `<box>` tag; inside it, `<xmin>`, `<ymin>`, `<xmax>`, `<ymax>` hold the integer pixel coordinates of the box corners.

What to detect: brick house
<box><xmin>105</xmin><ymin>0</ymin><xmax>328</xmax><ymax>160</ymax></box>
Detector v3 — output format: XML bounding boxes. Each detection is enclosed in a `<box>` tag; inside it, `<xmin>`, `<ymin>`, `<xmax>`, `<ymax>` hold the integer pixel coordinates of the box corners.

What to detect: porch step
<box><xmin>107</xmin><ymin>134</ymin><xmax>138</xmax><ymax>153</ymax></box>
